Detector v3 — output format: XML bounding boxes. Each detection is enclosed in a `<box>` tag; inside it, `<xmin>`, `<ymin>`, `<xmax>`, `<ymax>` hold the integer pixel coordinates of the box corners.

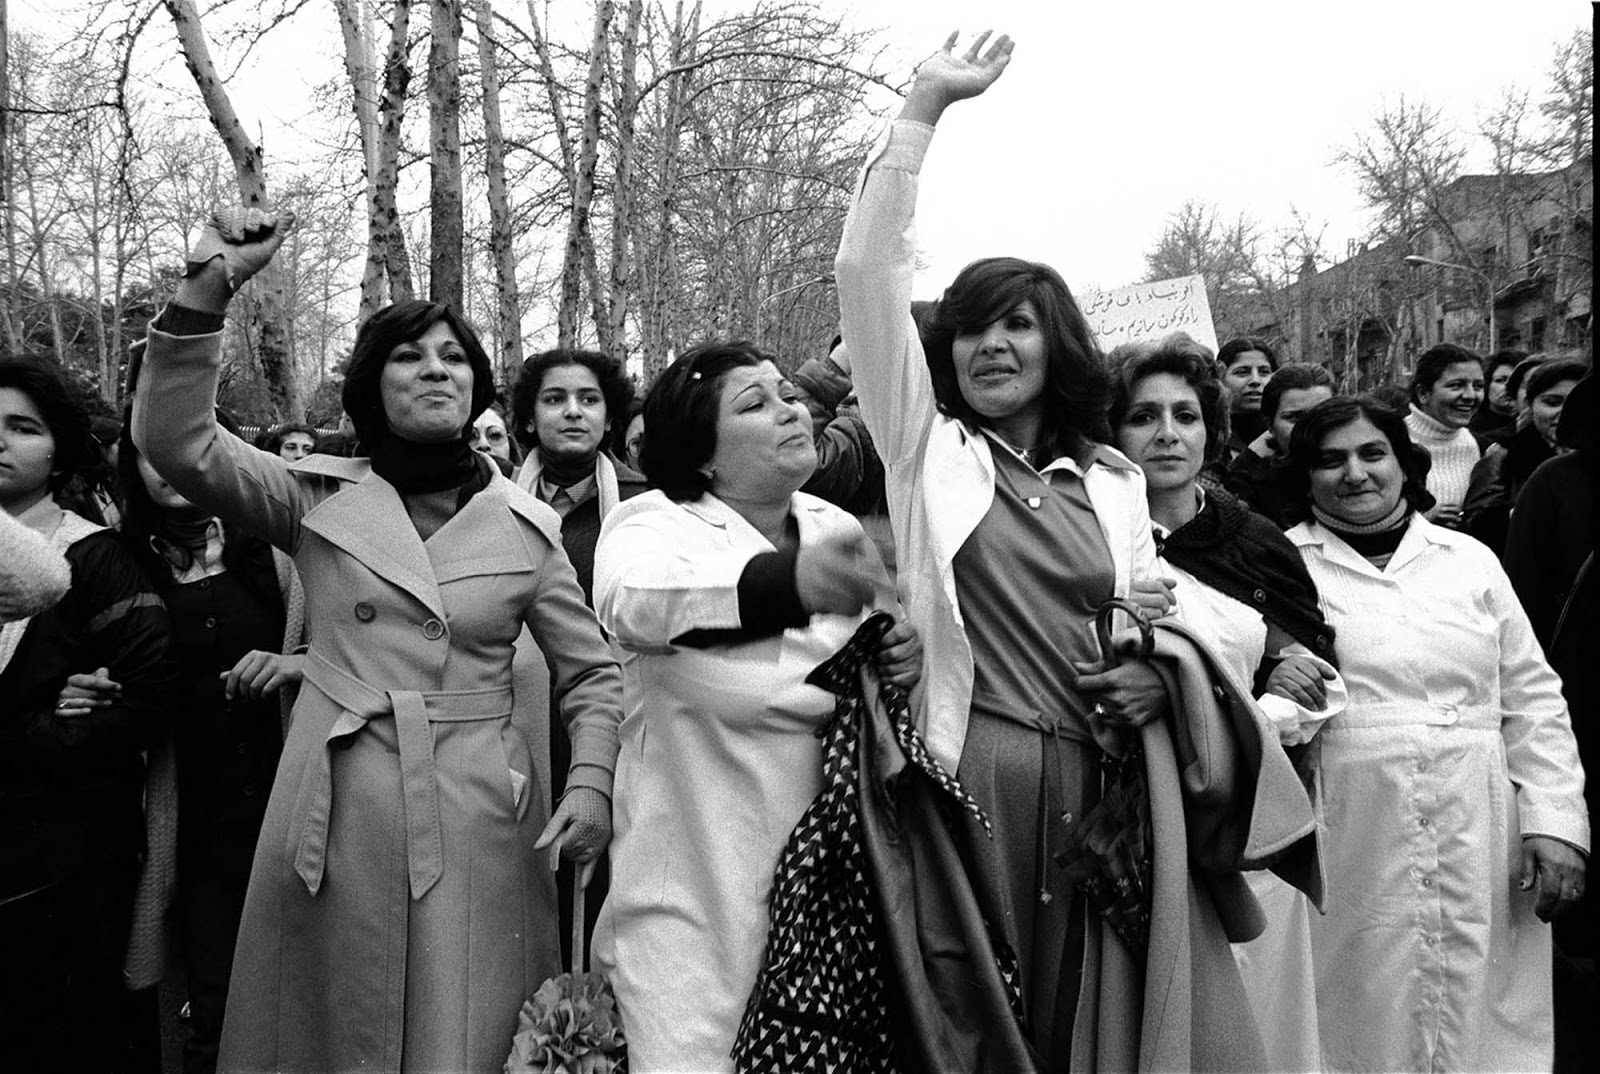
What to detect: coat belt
<box><xmin>294</xmin><ymin>648</ymin><xmax>513</xmax><ymax>900</ymax></box>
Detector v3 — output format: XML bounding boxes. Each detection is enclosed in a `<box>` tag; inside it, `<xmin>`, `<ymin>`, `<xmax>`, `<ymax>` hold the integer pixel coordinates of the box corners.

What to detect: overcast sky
<box><xmin>14</xmin><ymin>0</ymin><xmax>1590</xmax><ymax>301</ymax></box>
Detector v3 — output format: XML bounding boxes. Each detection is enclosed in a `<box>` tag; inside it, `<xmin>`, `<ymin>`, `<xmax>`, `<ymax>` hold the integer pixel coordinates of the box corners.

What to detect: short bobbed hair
<box><xmin>510</xmin><ymin>348</ymin><xmax>634</xmax><ymax>455</ymax></box>
<box><xmin>264</xmin><ymin>422</ymin><xmax>317</xmax><ymax>454</ymax></box>
<box><xmin>0</xmin><ymin>355</ymin><xmax>95</xmax><ymax>492</ymax></box>
<box><xmin>1484</xmin><ymin>348</ymin><xmax>1527</xmax><ymax>383</ymax></box>
<box><xmin>641</xmin><ymin>341</ymin><xmax>771</xmax><ymax>502</ymax></box>
<box><xmin>341</xmin><ymin>300</ymin><xmax>494</xmax><ymax>449</ymax></box>
<box><xmin>923</xmin><ymin>257</ymin><xmax>1110</xmax><ymax>449</ymax></box>
<box><xmin>1284</xmin><ymin>395</ymin><xmax>1436</xmax><ymax>520</ymax></box>
<box><xmin>1261</xmin><ymin>363</ymin><xmax>1335</xmax><ymax>422</ymax></box>
<box><xmin>1106</xmin><ymin>332</ymin><xmax>1230</xmax><ymax>462</ymax></box>
<box><xmin>1408</xmin><ymin>343</ymin><xmax>1481</xmax><ymax>404</ymax></box>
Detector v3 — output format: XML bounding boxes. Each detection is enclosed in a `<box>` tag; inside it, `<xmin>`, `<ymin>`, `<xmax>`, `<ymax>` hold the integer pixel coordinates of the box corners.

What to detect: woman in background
<box><xmin>1403</xmin><ymin>343</ymin><xmax>1484</xmax><ymax>527</ymax></box>
<box><xmin>1217</xmin><ymin>337</ymin><xmax>1280</xmax><ymax>465</ymax></box>
<box><xmin>0</xmin><ymin>356</ymin><xmax>170</xmax><ymax>1074</ymax></box>
<box><xmin>1285</xmin><ymin>395</ymin><xmax>1587</xmax><ymax>1072</ymax></box>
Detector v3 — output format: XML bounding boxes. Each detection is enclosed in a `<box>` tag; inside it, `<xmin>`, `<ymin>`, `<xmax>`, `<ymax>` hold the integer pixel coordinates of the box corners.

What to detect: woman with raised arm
<box><xmin>131</xmin><ymin>210</ymin><xmax>623</xmax><ymax>1074</ymax></box>
<box><xmin>835</xmin><ymin>33</ymin><xmax>1274</xmax><ymax>1070</ymax></box>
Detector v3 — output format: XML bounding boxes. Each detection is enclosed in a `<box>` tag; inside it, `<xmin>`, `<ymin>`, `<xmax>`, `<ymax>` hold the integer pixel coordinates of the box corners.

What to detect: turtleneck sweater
<box><xmin>1404</xmin><ymin>404</ymin><xmax>1481</xmax><ymax>509</ymax></box>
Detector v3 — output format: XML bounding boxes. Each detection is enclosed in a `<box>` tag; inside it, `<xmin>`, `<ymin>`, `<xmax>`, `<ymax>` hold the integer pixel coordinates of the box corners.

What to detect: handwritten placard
<box><xmin>1078</xmin><ymin>274</ymin><xmax>1218</xmax><ymax>355</ymax></box>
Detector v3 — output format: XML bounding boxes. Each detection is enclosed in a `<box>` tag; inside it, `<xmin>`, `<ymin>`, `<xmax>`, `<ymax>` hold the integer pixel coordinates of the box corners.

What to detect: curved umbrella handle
<box><xmin>1094</xmin><ymin>597</ymin><xmax>1155</xmax><ymax>671</ymax></box>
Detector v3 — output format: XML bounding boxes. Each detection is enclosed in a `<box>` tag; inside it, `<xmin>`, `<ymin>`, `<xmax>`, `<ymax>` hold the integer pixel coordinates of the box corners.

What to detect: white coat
<box><xmin>590</xmin><ymin>490</ymin><xmax>887</xmax><ymax>1073</ymax></box>
<box><xmin>1289</xmin><ymin>515</ymin><xmax>1589</xmax><ymax>1073</ymax></box>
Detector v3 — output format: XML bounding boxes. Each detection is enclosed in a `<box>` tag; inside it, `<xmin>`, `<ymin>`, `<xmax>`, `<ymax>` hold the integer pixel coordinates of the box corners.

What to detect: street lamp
<box><xmin>1403</xmin><ymin>254</ymin><xmax>1496</xmax><ymax>351</ymax></box>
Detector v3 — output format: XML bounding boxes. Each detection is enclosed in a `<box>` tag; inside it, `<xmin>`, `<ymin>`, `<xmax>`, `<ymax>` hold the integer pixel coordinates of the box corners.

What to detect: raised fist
<box><xmin>185</xmin><ymin>206</ymin><xmax>297</xmax><ymax>293</ymax></box>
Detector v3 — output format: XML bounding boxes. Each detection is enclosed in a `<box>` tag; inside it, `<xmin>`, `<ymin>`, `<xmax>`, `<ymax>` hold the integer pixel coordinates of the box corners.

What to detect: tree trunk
<box><xmin>374</xmin><ymin>0</ymin><xmax>415</xmax><ymax>303</ymax></box>
<box><xmin>557</xmin><ymin>0</ymin><xmax>614</xmax><ymax>349</ymax></box>
<box><xmin>472</xmin><ymin>0</ymin><xmax>522</xmax><ymax>383</ymax></box>
<box><xmin>0</xmin><ymin>0</ymin><xmax>20</xmax><ymax>354</ymax></box>
<box><xmin>334</xmin><ymin>0</ymin><xmax>386</xmax><ymax>321</ymax></box>
<box><xmin>427</xmin><ymin>0</ymin><xmax>463</xmax><ymax>310</ymax></box>
<box><xmin>603</xmin><ymin>0</ymin><xmax>643</xmax><ymax>360</ymax></box>
<box><xmin>162</xmin><ymin>0</ymin><xmax>298</xmax><ymax>420</ymax></box>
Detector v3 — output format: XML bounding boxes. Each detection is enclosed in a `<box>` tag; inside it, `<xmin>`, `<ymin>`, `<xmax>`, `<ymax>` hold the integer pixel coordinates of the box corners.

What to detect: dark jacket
<box><xmin>1223</xmin><ymin>445</ymin><xmax>1296</xmax><ymax>530</ymax></box>
<box><xmin>0</xmin><ymin>525</ymin><xmax>171</xmax><ymax>897</ymax></box>
<box><xmin>1462</xmin><ymin>423</ymin><xmax>1556</xmax><ymax>556</ymax></box>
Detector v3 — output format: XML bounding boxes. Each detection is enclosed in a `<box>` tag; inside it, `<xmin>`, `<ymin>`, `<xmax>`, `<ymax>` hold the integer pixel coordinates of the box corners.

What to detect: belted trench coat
<box><xmin>133</xmin><ymin>326</ymin><xmax>623</xmax><ymax>1074</ymax></box>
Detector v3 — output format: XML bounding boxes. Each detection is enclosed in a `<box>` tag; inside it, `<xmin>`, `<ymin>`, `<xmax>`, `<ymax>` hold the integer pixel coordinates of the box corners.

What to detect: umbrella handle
<box><xmin>571</xmin><ymin>877</ymin><xmax>586</xmax><ymax>974</ymax></box>
<box><xmin>1094</xmin><ymin>597</ymin><xmax>1155</xmax><ymax>671</ymax></box>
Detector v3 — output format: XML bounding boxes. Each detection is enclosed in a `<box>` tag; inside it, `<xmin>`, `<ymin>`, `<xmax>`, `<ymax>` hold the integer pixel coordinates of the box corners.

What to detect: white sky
<box><xmin>13</xmin><ymin>0</ymin><xmax>1592</xmax><ymax>302</ymax></box>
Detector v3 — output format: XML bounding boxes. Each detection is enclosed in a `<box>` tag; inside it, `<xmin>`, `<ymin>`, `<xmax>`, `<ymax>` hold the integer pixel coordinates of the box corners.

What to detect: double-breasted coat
<box><xmin>133</xmin><ymin>326</ymin><xmax>623</xmax><ymax>1074</ymax></box>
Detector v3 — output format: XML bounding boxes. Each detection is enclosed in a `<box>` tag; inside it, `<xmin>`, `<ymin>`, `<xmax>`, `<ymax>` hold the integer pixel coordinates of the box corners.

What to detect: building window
<box><xmin>1436</xmin><ymin>317</ymin><xmax>1445</xmax><ymax>342</ymax></box>
<box><xmin>1530</xmin><ymin>317</ymin><xmax>1547</xmax><ymax>352</ymax></box>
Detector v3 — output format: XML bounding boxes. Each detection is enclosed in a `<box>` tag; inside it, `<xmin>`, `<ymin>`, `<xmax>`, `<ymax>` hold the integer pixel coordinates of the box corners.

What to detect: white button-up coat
<box><xmin>1289</xmin><ymin>516</ymin><xmax>1588</xmax><ymax>1072</ymax></box>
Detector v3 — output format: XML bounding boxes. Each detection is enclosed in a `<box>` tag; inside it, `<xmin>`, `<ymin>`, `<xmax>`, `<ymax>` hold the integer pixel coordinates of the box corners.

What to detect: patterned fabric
<box><xmin>733</xmin><ymin>613</ymin><xmax>990</xmax><ymax>1073</ymax></box>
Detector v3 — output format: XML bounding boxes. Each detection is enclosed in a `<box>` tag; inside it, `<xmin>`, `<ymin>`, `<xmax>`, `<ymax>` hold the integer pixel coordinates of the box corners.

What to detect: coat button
<box><xmin>1252</xmin><ymin>588</ymin><xmax>1267</xmax><ymax>603</ymax></box>
<box><xmin>422</xmin><ymin>618</ymin><xmax>445</xmax><ymax>640</ymax></box>
<box><xmin>354</xmin><ymin>602</ymin><xmax>376</xmax><ymax>622</ymax></box>
<box><xmin>204</xmin><ymin>616</ymin><xmax>217</xmax><ymax>629</ymax></box>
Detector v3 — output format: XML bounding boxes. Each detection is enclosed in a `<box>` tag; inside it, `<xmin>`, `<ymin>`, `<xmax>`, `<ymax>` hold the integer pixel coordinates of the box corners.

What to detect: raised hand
<box><xmin>901</xmin><ymin>30</ymin><xmax>1015</xmax><ymax>124</ymax></box>
<box><xmin>179</xmin><ymin>206</ymin><xmax>297</xmax><ymax>312</ymax></box>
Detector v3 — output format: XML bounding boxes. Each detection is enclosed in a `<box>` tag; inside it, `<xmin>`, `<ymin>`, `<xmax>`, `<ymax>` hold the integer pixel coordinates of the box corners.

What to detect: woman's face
<box><xmin>1416</xmin><ymin>360</ymin><xmax>1483</xmax><ymax>429</ymax></box>
<box><xmin>379</xmin><ymin>321</ymin><xmax>474</xmax><ymax>443</ymax></box>
<box><xmin>0</xmin><ymin>386</ymin><xmax>57</xmax><ymax>513</ymax></box>
<box><xmin>708</xmin><ymin>361</ymin><xmax>815</xmax><ymax>501</ymax></box>
<box><xmin>1269</xmin><ymin>385</ymin><xmax>1334</xmax><ymax>456</ymax></box>
<box><xmin>278</xmin><ymin>431</ymin><xmax>315</xmax><ymax>462</ymax></box>
<box><xmin>1308</xmin><ymin>416</ymin><xmax>1406</xmax><ymax>525</ymax></box>
<box><xmin>470</xmin><ymin>408</ymin><xmax>512</xmax><ymax>460</ymax></box>
<box><xmin>1487</xmin><ymin>363</ymin><xmax>1514</xmax><ymax>413</ymax></box>
<box><xmin>1115</xmin><ymin>373</ymin><xmax>1207</xmax><ymax>494</ymax></box>
<box><xmin>1529</xmin><ymin>378</ymin><xmax>1579</xmax><ymax>447</ymax></box>
<box><xmin>1223</xmin><ymin>351</ymin><xmax>1274</xmax><ymax>414</ymax></box>
<box><xmin>951</xmin><ymin>300</ymin><xmax>1049</xmax><ymax>429</ymax></box>
<box><xmin>530</xmin><ymin>363</ymin><xmax>609</xmax><ymax>465</ymax></box>
<box><xmin>136</xmin><ymin>451</ymin><xmax>193</xmax><ymax>511</ymax></box>
<box><xmin>623</xmin><ymin>412</ymin><xmax>645</xmax><ymax>472</ymax></box>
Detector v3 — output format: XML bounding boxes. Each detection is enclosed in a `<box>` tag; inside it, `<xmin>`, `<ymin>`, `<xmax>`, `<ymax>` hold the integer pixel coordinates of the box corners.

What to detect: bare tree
<box><xmin>1142</xmin><ymin>200</ymin><xmax>1268</xmax><ymax>341</ymax></box>
<box><xmin>428</xmin><ymin>0</ymin><xmax>464</xmax><ymax>309</ymax></box>
<box><xmin>162</xmin><ymin>0</ymin><xmax>298</xmax><ymax>418</ymax></box>
<box><xmin>471</xmin><ymin>0</ymin><xmax>522</xmax><ymax>379</ymax></box>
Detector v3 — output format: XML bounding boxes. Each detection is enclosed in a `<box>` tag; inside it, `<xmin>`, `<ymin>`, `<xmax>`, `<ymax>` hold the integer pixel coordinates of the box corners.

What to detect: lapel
<box><xmin>300</xmin><ymin>471</ymin><xmax>445</xmax><ymax>619</ymax></box>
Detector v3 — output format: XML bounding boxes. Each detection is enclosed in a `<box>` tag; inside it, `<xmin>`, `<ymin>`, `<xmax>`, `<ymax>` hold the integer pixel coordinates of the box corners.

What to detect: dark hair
<box><xmin>340</xmin><ymin>300</ymin><xmax>494</xmax><ymax>449</ymax></box>
<box><xmin>0</xmin><ymin>355</ymin><xmax>96</xmax><ymax>492</ymax></box>
<box><xmin>641</xmin><ymin>341</ymin><xmax>770</xmax><ymax>501</ymax></box>
<box><xmin>610</xmin><ymin>396</ymin><xmax>645</xmax><ymax>460</ymax></box>
<box><xmin>1408</xmin><ymin>343</ymin><xmax>1482</xmax><ymax>403</ymax></box>
<box><xmin>1524</xmin><ymin>357</ymin><xmax>1591</xmax><ymax>401</ymax></box>
<box><xmin>1217</xmin><ymin>337</ymin><xmax>1280</xmax><ymax>373</ymax></box>
<box><xmin>923</xmin><ymin>257</ymin><xmax>1110</xmax><ymax>450</ymax></box>
<box><xmin>1261</xmin><ymin>363</ymin><xmax>1335</xmax><ymax>423</ymax></box>
<box><xmin>312</xmin><ymin>431</ymin><xmax>358</xmax><ymax>457</ymax></box>
<box><xmin>115</xmin><ymin>409</ymin><xmax>282</xmax><ymax>607</ymax></box>
<box><xmin>1284</xmin><ymin>395</ymin><xmax>1436</xmax><ymax>518</ymax></box>
<box><xmin>264</xmin><ymin>422</ymin><xmax>318</xmax><ymax>455</ymax></box>
<box><xmin>1506</xmin><ymin>353</ymin><xmax>1553</xmax><ymax>404</ymax></box>
<box><xmin>1107</xmin><ymin>332</ymin><xmax>1230</xmax><ymax>462</ymax></box>
<box><xmin>510</xmin><ymin>348</ymin><xmax>634</xmax><ymax>456</ymax></box>
<box><xmin>1484</xmin><ymin>348</ymin><xmax>1527</xmax><ymax>382</ymax></box>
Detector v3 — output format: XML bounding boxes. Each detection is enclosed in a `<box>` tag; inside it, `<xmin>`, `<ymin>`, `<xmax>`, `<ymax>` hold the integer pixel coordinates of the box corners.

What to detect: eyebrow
<box><xmin>732</xmin><ymin>382</ymin><xmax>772</xmax><ymax>402</ymax></box>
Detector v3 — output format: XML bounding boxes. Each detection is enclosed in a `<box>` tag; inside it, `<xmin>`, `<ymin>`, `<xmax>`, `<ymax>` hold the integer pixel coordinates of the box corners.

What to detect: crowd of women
<box><xmin>1</xmin><ymin>29</ymin><xmax>1591</xmax><ymax>1074</ymax></box>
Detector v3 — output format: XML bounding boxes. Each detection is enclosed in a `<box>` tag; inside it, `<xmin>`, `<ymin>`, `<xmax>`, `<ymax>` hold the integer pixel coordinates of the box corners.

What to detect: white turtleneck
<box><xmin>1404</xmin><ymin>404</ymin><xmax>1481</xmax><ymax>509</ymax></box>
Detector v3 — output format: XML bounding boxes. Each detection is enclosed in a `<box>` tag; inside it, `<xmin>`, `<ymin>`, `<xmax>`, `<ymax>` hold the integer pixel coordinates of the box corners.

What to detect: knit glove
<box><xmin>534</xmin><ymin>785</ymin><xmax>612</xmax><ymax>889</ymax></box>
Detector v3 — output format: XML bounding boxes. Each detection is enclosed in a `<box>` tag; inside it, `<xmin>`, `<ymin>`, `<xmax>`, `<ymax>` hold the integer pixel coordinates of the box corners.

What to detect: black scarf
<box><xmin>368</xmin><ymin>432</ymin><xmax>481</xmax><ymax>495</ymax></box>
<box><xmin>1157</xmin><ymin>487</ymin><xmax>1338</xmax><ymax>666</ymax></box>
<box><xmin>149</xmin><ymin>504</ymin><xmax>214</xmax><ymax>572</ymax></box>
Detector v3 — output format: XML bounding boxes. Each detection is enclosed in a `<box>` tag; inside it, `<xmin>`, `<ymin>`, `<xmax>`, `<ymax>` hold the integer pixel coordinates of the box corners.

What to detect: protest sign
<box><xmin>1078</xmin><ymin>274</ymin><xmax>1218</xmax><ymax>354</ymax></box>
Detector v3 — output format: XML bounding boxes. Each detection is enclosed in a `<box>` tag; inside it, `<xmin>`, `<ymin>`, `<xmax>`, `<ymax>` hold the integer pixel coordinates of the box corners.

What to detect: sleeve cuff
<box><xmin>737</xmin><ymin>548</ymin><xmax>809</xmax><ymax>633</ymax></box>
<box><xmin>154</xmin><ymin>302</ymin><xmax>226</xmax><ymax>337</ymax></box>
